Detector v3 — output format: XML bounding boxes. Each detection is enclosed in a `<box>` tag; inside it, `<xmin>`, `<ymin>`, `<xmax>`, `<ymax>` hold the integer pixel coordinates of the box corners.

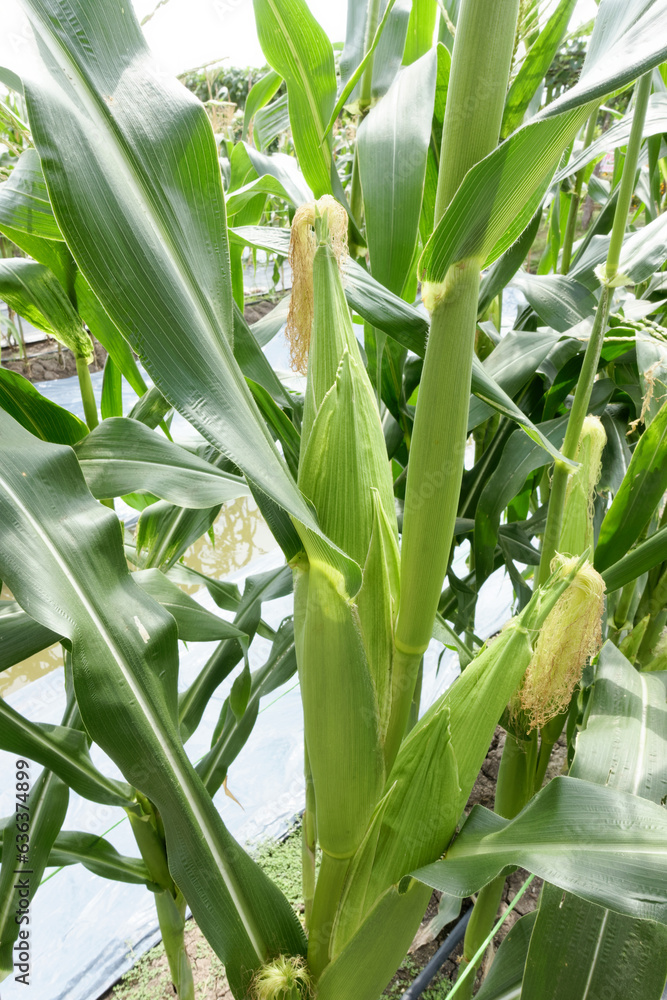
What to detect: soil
<box><xmin>1</xmin><ymin>336</ymin><xmax>107</xmax><ymax>381</ymax></box>
<box><xmin>99</xmin><ymin>729</ymin><xmax>568</xmax><ymax>1000</ymax></box>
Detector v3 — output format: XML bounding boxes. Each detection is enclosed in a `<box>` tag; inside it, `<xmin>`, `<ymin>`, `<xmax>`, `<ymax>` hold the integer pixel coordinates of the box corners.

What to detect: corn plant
<box><xmin>3</xmin><ymin>1</ymin><xmax>667</xmax><ymax>999</ymax></box>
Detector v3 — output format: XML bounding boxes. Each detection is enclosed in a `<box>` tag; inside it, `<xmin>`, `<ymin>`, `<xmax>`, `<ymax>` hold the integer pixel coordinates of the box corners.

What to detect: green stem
<box><xmin>75</xmin><ymin>352</ymin><xmax>99</xmax><ymax>430</ymax></box>
<box><xmin>539</xmin><ymin>74</ymin><xmax>652</xmax><ymax>583</ymax></box>
<box><xmin>155</xmin><ymin>889</ymin><xmax>195</xmax><ymax>1000</ymax></box>
<box><xmin>434</xmin><ymin>0</ymin><xmax>521</xmax><ymax>221</ymax></box>
<box><xmin>561</xmin><ymin>109</ymin><xmax>598</xmax><ymax>275</ymax></box>
<box><xmin>359</xmin><ymin>0</ymin><xmax>382</xmax><ymax>112</ymax></box>
<box><xmin>458</xmin><ymin>730</ymin><xmax>537</xmax><ymax>993</ymax></box>
<box><xmin>605</xmin><ymin>73</ymin><xmax>653</xmax><ymax>283</ymax></box>
<box><xmin>392</xmin><ymin>0</ymin><xmax>520</xmax><ymax>761</ymax></box>
<box><xmin>613</xmin><ymin>579</ymin><xmax>637</xmax><ymax>632</ymax></box>
<box><xmin>389</xmin><ymin>261</ymin><xmax>482</xmax><ymax>766</ymax></box>
<box><xmin>307</xmin><ymin>853</ymin><xmax>349</xmax><ymax>978</ymax></box>
<box><xmin>451</xmin><ymin>876</ymin><xmax>535</xmax><ymax>999</ymax></box>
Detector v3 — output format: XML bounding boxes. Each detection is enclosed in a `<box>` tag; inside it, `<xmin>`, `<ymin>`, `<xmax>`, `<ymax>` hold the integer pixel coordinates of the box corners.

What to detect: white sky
<box><xmin>1</xmin><ymin>0</ymin><xmax>598</xmax><ymax>79</ymax></box>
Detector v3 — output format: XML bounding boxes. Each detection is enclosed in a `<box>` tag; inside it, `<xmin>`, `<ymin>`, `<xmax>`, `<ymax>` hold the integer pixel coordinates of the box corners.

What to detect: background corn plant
<box><xmin>2</xmin><ymin>0</ymin><xmax>667</xmax><ymax>998</ymax></box>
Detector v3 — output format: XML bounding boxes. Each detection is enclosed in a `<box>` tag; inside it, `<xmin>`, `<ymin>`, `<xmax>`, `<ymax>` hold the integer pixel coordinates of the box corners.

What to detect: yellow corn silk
<box><xmin>251</xmin><ymin>955</ymin><xmax>313</xmax><ymax>1000</ymax></box>
<box><xmin>514</xmin><ymin>557</ymin><xmax>605</xmax><ymax>731</ymax></box>
<box><xmin>559</xmin><ymin>414</ymin><xmax>606</xmax><ymax>558</ymax></box>
<box><xmin>288</xmin><ymin>198</ymin><xmax>400</xmax><ymax>866</ymax></box>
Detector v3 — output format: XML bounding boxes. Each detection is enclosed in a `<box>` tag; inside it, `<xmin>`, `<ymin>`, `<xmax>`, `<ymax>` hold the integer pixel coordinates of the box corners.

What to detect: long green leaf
<box><xmin>358</xmin><ymin>49</ymin><xmax>437</xmax><ymax>296</ymax></box>
<box><xmin>0</xmin><ymin>367</ymin><xmax>88</xmax><ymax>445</ymax></box>
<box><xmin>501</xmin><ymin>0</ymin><xmax>578</xmax><ymax>138</ymax></box>
<box><xmin>74</xmin><ymin>417</ymin><xmax>250</xmax><ymax>508</ymax></box>
<box><xmin>510</xmin><ymin>271</ymin><xmax>598</xmax><ymax>332</ymax></box>
<box><xmin>0</xmin><ymin>148</ymin><xmax>147</xmax><ymax>396</ymax></box>
<box><xmin>197</xmin><ymin>619</ymin><xmax>297</xmax><ymax>795</ymax></box>
<box><xmin>602</xmin><ymin>524</ymin><xmax>667</xmax><ymax>592</ymax></box>
<box><xmin>0</xmin><ymin>600</ymin><xmax>59</xmax><ymax>671</ymax></box>
<box><xmin>252</xmin><ymin>0</ymin><xmax>336</xmax><ymax>197</ymax></box>
<box><xmin>133</xmin><ymin>569</ymin><xmax>246</xmax><ymax>643</ymax></box>
<box><xmin>243</xmin><ymin>69</ymin><xmax>282</xmax><ymax>139</ymax></box>
<box><xmin>413</xmin><ymin>775</ymin><xmax>667</xmax><ymax>924</ymax></box>
<box><xmin>475</xmin><ymin>911</ymin><xmax>536</xmax><ymax>1000</ymax></box>
<box><xmin>340</xmin><ymin>0</ymin><xmax>411</xmax><ymax>107</ymax></box>
<box><xmin>179</xmin><ymin>565</ymin><xmax>292</xmax><ymax>742</ymax></box>
<box><xmin>555</xmin><ymin>92</ymin><xmax>667</xmax><ymax>181</ymax></box>
<box><xmin>0</xmin><ymin>769</ymin><xmax>68</xmax><ymax>980</ymax></box>
<box><xmin>0</xmin><ymin>698</ymin><xmax>134</xmax><ymax>807</ymax></box>
<box><xmin>20</xmin><ymin>0</ymin><xmax>357</xmax><ymax>592</ymax></box>
<box><xmin>0</xmin><ymin>412</ymin><xmax>306</xmax><ymax>993</ymax></box>
<box><xmin>0</xmin><ymin>257</ymin><xmax>92</xmax><ymax>359</ymax></box>
<box><xmin>49</xmin><ymin>830</ymin><xmax>154</xmax><ymax>886</ymax></box>
<box><xmin>595</xmin><ymin>397</ymin><xmax>667</xmax><ymax>571</ymax></box>
<box><xmin>521</xmin><ymin>644</ymin><xmax>667</xmax><ymax>1000</ymax></box>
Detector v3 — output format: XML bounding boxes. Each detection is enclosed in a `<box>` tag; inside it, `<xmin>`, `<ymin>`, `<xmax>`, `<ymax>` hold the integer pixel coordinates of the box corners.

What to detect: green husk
<box><xmin>288</xmin><ymin>197</ymin><xmax>401</xmax><ymax>973</ymax></box>
<box><xmin>559</xmin><ymin>415</ymin><xmax>606</xmax><ymax>557</ymax></box>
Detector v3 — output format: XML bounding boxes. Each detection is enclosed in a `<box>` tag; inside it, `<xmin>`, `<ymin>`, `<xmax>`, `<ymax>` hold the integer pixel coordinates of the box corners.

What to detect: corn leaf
<box><xmin>136</xmin><ymin>501</ymin><xmax>222</xmax><ymax>572</ymax></box>
<box><xmin>132</xmin><ymin>570</ymin><xmax>246</xmax><ymax>644</ymax></box>
<box><xmin>0</xmin><ymin>149</ymin><xmax>148</xmax><ymax>397</ymax></box>
<box><xmin>601</xmin><ymin>524</ymin><xmax>667</xmax><ymax>592</ymax></box>
<box><xmin>243</xmin><ymin>69</ymin><xmax>282</xmax><ymax>139</ymax></box>
<box><xmin>510</xmin><ymin>272</ymin><xmax>598</xmax><ymax>332</ymax></box>
<box><xmin>0</xmin><ymin>257</ymin><xmax>92</xmax><ymax>360</ymax></box>
<box><xmin>0</xmin><ymin>412</ymin><xmax>306</xmax><ymax>992</ymax></box>
<box><xmin>0</xmin><ymin>600</ymin><xmax>59</xmax><ymax>670</ymax></box>
<box><xmin>47</xmin><ymin>830</ymin><xmax>154</xmax><ymax>886</ymax></box>
<box><xmin>475</xmin><ymin>418</ymin><xmax>568</xmax><ymax>585</ymax></box>
<box><xmin>413</xmin><ymin>775</ymin><xmax>667</xmax><ymax>924</ymax></box>
<box><xmin>20</xmin><ymin>0</ymin><xmax>358</xmax><ymax>594</ymax></box>
<box><xmin>555</xmin><ymin>92</ymin><xmax>667</xmax><ymax>181</ymax></box>
<box><xmin>252</xmin><ymin>0</ymin><xmax>336</xmax><ymax>197</ymax></box>
<box><xmin>421</xmin><ymin>0</ymin><xmax>667</xmax><ymax>282</ymax></box>
<box><xmin>475</xmin><ymin>911</ymin><xmax>537</xmax><ymax>1000</ymax></box>
<box><xmin>0</xmin><ymin>368</ymin><xmax>88</xmax><ymax>445</ymax></box>
<box><xmin>595</xmin><ymin>398</ymin><xmax>667</xmax><ymax>572</ymax></box>
<box><xmin>520</xmin><ymin>644</ymin><xmax>667</xmax><ymax>1000</ymax></box>
<box><xmin>0</xmin><ymin>769</ymin><xmax>68</xmax><ymax>981</ymax></box>
<box><xmin>358</xmin><ymin>48</ymin><xmax>437</xmax><ymax>295</ymax></box>
<box><xmin>74</xmin><ymin>417</ymin><xmax>250</xmax><ymax>508</ymax></box>
<box><xmin>178</xmin><ymin>565</ymin><xmax>292</xmax><ymax>742</ymax></box>
<box><xmin>0</xmin><ymin>147</ymin><xmax>63</xmax><ymax>242</ymax></box>
<box><xmin>340</xmin><ymin>0</ymin><xmax>412</xmax><ymax>107</ymax></box>
<box><xmin>0</xmin><ymin>698</ymin><xmax>134</xmax><ymax>807</ymax></box>
<box><xmin>403</xmin><ymin>0</ymin><xmax>438</xmax><ymax>64</ymax></box>
<box><xmin>501</xmin><ymin>0</ymin><xmax>578</xmax><ymax>138</ymax></box>
<box><xmin>197</xmin><ymin>620</ymin><xmax>297</xmax><ymax>796</ymax></box>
